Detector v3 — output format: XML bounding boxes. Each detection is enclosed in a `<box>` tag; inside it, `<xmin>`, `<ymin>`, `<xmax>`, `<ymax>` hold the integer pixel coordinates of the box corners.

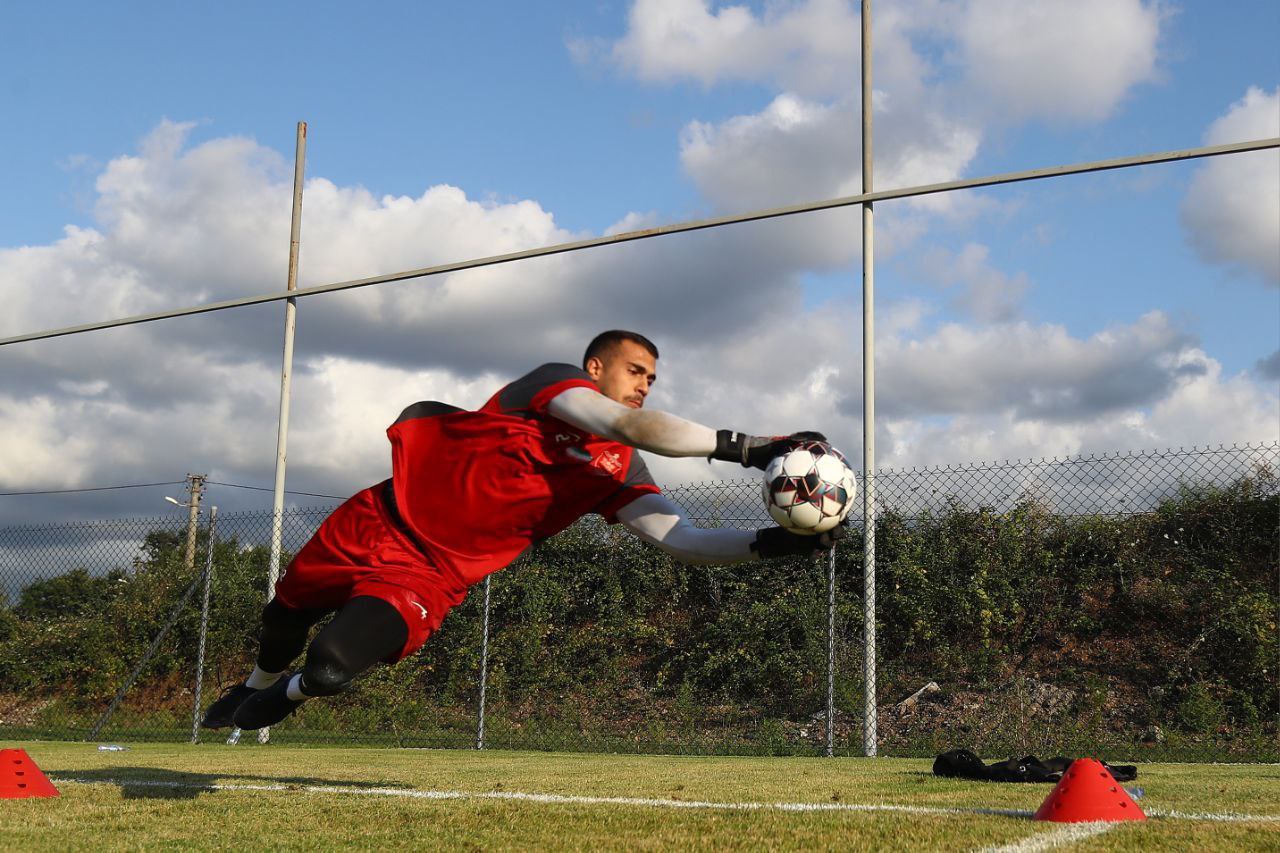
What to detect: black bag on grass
<box><xmin>933</xmin><ymin>749</ymin><xmax>1137</xmax><ymax>783</ymax></box>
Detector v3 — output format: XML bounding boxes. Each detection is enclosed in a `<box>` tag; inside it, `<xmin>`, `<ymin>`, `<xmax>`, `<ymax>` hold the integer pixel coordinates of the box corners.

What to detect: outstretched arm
<box><xmin>616</xmin><ymin>493</ymin><xmax>757</xmax><ymax>564</ymax></box>
<box><xmin>617</xmin><ymin>493</ymin><xmax>845</xmax><ymax>565</ymax></box>
<box><xmin>547</xmin><ymin>386</ymin><xmax>824</xmax><ymax>467</ymax></box>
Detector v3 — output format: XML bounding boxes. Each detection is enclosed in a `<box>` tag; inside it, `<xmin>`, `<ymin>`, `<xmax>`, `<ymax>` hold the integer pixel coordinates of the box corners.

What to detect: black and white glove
<box><xmin>710</xmin><ymin>430</ymin><xmax>828</xmax><ymax>471</ymax></box>
<box><xmin>751</xmin><ymin>522</ymin><xmax>847</xmax><ymax>559</ymax></box>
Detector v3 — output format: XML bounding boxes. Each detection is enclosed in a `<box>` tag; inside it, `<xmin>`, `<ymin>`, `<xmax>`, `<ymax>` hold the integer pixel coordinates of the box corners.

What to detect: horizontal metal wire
<box><xmin>2</xmin><ymin>136</ymin><xmax>1275</xmax><ymax>349</ymax></box>
<box><xmin>0</xmin><ymin>480</ymin><xmax>185</xmax><ymax>497</ymax></box>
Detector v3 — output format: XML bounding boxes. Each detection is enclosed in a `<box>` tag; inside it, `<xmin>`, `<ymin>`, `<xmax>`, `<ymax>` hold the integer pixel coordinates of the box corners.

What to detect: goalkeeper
<box><xmin>206</xmin><ymin>329</ymin><xmax>841</xmax><ymax>730</ymax></box>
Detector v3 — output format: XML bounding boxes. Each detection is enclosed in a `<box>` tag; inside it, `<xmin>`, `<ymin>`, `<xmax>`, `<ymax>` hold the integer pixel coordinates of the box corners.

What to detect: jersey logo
<box><xmin>592</xmin><ymin>450</ymin><xmax>623</xmax><ymax>475</ymax></box>
<box><xmin>554</xmin><ymin>432</ymin><xmax>581</xmax><ymax>444</ymax></box>
<box><xmin>409</xmin><ymin>601</ymin><xmax>429</xmax><ymax>621</ymax></box>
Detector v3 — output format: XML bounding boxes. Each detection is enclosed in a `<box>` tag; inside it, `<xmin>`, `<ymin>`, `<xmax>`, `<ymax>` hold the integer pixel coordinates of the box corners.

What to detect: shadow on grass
<box><xmin>47</xmin><ymin>766</ymin><xmax>414</xmax><ymax>800</ymax></box>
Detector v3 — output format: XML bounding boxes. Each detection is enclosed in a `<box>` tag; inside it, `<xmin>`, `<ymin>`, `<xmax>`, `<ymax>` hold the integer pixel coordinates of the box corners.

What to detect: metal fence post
<box><xmin>476</xmin><ymin>575</ymin><xmax>492</xmax><ymax>749</ymax></box>
<box><xmin>90</xmin><ymin>546</ymin><xmax>207</xmax><ymax>741</ymax></box>
<box><xmin>190</xmin><ymin>506</ymin><xmax>217</xmax><ymax>744</ymax></box>
<box><xmin>260</xmin><ymin>120</ymin><xmax>308</xmax><ymax>747</ymax></box>
<box><xmin>826</xmin><ymin>546</ymin><xmax>836</xmax><ymax>757</ymax></box>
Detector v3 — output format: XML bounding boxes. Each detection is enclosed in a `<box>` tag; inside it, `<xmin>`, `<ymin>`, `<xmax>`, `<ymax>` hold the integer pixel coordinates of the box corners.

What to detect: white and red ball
<box><xmin>762</xmin><ymin>441</ymin><xmax>857</xmax><ymax>535</ymax></box>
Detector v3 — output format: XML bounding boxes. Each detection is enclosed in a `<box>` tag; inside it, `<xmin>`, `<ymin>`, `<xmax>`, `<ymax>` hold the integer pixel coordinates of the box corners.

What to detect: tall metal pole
<box><xmin>258</xmin><ymin>120</ymin><xmax>307</xmax><ymax>746</ymax></box>
<box><xmin>860</xmin><ymin>0</ymin><xmax>878</xmax><ymax>758</ymax></box>
<box><xmin>191</xmin><ymin>505</ymin><xmax>217</xmax><ymax>744</ymax></box>
<box><xmin>476</xmin><ymin>575</ymin><xmax>492</xmax><ymax>750</ymax></box>
<box><xmin>825</xmin><ymin>548</ymin><xmax>836</xmax><ymax>757</ymax></box>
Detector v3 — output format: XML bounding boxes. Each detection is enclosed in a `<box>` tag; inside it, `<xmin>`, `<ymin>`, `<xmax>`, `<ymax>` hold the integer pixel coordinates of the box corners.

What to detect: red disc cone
<box><xmin>1033</xmin><ymin>758</ymin><xmax>1144</xmax><ymax>822</ymax></box>
<box><xmin>0</xmin><ymin>748</ymin><xmax>60</xmax><ymax>798</ymax></box>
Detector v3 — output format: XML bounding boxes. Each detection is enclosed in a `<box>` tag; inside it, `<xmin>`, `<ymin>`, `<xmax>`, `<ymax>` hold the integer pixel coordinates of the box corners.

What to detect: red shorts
<box><xmin>274</xmin><ymin>482</ymin><xmax>464</xmax><ymax>662</ymax></box>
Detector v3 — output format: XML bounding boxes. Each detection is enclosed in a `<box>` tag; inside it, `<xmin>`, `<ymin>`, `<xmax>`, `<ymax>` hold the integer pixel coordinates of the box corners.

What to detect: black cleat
<box><xmin>232</xmin><ymin>674</ymin><xmax>305</xmax><ymax>730</ymax></box>
<box><xmin>200</xmin><ymin>682</ymin><xmax>260</xmax><ymax>729</ymax></box>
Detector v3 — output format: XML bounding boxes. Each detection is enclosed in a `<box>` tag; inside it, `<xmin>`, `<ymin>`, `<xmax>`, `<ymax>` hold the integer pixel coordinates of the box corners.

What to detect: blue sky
<box><xmin>3</xmin><ymin>2</ymin><xmax>736</xmax><ymax>242</ymax></box>
<box><xmin>0</xmin><ymin>0</ymin><xmax>1277</xmax><ymax>520</ymax></box>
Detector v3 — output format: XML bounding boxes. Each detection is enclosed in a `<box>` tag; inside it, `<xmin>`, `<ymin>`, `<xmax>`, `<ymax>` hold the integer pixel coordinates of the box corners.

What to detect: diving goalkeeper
<box><xmin>205</xmin><ymin>330</ymin><xmax>840</xmax><ymax>730</ymax></box>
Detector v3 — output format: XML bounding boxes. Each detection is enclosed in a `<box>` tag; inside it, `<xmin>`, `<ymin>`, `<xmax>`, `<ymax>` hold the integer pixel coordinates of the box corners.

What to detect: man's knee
<box><xmin>295</xmin><ymin>597</ymin><xmax>410</xmax><ymax>696</ymax></box>
<box><xmin>300</xmin><ymin>635</ymin><xmax>357</xmax><ymax>696</ymax></box>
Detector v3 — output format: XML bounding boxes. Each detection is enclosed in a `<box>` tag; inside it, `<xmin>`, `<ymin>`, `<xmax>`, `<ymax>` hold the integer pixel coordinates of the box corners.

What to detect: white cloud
<box><xmin>679</xmin><ymin>92</ymin><xmax>982</xmax><ymax>208</ymax></box>
<box><xmin>94</xmin><ymin>120</ymin><xmax>291</xmax><ymax>301</ymax></box>
<box><xmin>675</xmin><ymin>90</ymin><xmax>982</xmax><ymax>272</ymax></box>
<box><xmin>604</xmin><ymin>0</ymin><xmax>860</xmax><ymax>98</ymax></box>
<box><xmin>288</xmin><ymin>357</ymin><xmax>508</xmax><ymax>482</ymax></box>
<box><xmin>0</xmin><ymin>397</ymin><xmax>96</xmax><ymax>489</ymax></box>
<box><xmin>592</xmin><ymin>0</ymin><xmax>1169</xmax><ymax>235</ymax></box>
<box><xmin>597</xmin><ymin>1</ymin><xmax>1164</xmax><ymax>122</ymax></box>
<box><xmin>954</xmin><ymin>0</ymin><xmax>1163</xmax><ymax>123</ymax></box>
<box><xmin>613</xmin><ymin>0</ymin><xmax>1160</xmax><ymax>274</ymax></box>
<box><xmin>1180</xmin><ymin>86</ymin><xmax>1280</xmax><ymax>286</ymax></box>
<box><xmin>917</xmin><ymin>243</ymin><xmax>1029</xmax><ymax>322</ymax></box>
<box><xmin>876</xmin><ymin>311</ymin><xmax>1202</xmax><ymax>422</ymax></box>
<box><xmin>876</xmin><ymin>332</ymin><xmax>1279</xmax><ymax>468</ymax></box>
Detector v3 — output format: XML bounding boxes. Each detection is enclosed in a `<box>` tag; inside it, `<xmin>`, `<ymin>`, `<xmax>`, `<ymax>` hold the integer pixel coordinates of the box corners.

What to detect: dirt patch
<box><xmin>0</xmin><ymin>693</ymin><xmax>55</xmax><ymax>726</ymax></box>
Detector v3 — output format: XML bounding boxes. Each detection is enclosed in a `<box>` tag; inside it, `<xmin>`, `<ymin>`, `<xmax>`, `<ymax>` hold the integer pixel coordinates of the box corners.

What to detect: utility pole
<box><xmin>183</xmin><ymin>473</ymin><xmax>206</xmax><ymax>573</ymax></box>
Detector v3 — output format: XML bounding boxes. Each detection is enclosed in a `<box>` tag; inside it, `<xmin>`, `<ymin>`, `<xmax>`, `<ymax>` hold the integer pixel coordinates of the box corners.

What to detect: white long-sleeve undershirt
<box><xmin>546</xmin><ymin>387</ymin><xmax>718</xmax><ymax>458</ymax></box>
<box><xmin>547</xmin><ymin>386</ymin><xmax>756</xmax><ymax>563</ymax></box>
<box><xmin>616</xmin><ymin>493</ymin><xmax>758</xmax><ymax>565</ymax></box>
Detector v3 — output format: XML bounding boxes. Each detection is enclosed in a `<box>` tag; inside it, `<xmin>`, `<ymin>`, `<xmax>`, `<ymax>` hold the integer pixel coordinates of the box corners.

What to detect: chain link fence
<box><xmin>1</xmin><ymin>444</ymin><xmax>1276</xmax><ymax>762</ymax></box>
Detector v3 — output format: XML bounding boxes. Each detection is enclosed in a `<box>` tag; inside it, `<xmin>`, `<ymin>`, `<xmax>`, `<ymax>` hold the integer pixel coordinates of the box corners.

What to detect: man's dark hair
<box><xmin>582</xmin><ymin>330</ymin><xmax>659</xmax><ymax>368</ymax></box>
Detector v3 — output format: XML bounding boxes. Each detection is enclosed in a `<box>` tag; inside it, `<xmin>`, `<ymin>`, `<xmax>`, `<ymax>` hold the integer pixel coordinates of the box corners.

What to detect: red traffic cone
<box><xmin>1033</xmin><ymin>757</ymin><xmax>1144</xmax><ymax>823</ymax></box>
<box><xmin>0</xmin><ymin>748</ymin><xmax>60</xmax><ymax>798</ymax></box>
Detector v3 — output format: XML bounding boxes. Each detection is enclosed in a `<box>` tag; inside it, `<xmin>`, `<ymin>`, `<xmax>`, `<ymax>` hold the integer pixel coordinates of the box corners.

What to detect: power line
<box><xmin>0</xmin><ymin>480</ymin><xmax>185</xmax><ymax>497</ymax></box>
<box><xmin>0</xmin><ymin>479</ymin><xmax>345</xmax><ymax>500</ymax></box>
<box><xmin>206</xmin><ymin>480</ymin><xmax>345</xmax><ymax>500</ymax></box>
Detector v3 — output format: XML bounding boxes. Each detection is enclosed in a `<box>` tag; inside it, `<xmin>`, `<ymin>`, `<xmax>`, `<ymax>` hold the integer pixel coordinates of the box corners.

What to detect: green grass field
<box><xmin>3</xmin><ymin>741</ymin><xmax>1277</xmax><ymax>850</ymax></box>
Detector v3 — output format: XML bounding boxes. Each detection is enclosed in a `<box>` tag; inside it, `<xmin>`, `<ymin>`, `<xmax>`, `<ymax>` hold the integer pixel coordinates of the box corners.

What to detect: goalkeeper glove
<box><xmin>710</xmin><ymin>430</ymin><xmax>827</xmax><ymax>471</ymax></box>
<box><xmin>751</xmin><ymin>522</ymin><xmax>847</xmax><ymax>559</ymax></box>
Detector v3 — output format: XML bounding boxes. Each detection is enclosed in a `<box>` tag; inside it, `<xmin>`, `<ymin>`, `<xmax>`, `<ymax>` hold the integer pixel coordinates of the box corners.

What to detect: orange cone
<box><xmin>1033</xmin><ymin>757</ymin><xmax>1144</xmax><ymax>822</ymax></box>
<box><xmin>0</xmin><ymin>748</ymin><xmax>60</xmax><ymax>798</ymax></box>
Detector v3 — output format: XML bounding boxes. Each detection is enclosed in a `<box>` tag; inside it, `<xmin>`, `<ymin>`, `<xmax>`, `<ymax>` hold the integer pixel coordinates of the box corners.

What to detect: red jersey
<box><xmin>386</xmin><ymin>363</ymin><xmax>661</xmax><ymax>591</ymax></box>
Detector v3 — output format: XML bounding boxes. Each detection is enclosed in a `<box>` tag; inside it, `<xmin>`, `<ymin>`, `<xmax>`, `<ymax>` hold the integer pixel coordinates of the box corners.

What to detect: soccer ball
<box><xmin>762</xmin><ymin>440</ymin><xmax>857</xmax><ymax>535</ymax></box>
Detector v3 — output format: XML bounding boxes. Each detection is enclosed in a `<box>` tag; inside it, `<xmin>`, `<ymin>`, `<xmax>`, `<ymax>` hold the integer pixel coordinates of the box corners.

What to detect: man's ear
<box><xmin>584</xmin><ymin>356</ymin><xmax>603</xmax><ymax>380</ymax></box>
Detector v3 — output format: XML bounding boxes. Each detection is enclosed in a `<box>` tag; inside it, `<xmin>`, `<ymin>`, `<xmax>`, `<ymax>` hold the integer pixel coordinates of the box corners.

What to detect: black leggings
<box><xmin>257</xmin><ymin>596</ymin><xmax>409</xmax><ymax>696</ymax></box>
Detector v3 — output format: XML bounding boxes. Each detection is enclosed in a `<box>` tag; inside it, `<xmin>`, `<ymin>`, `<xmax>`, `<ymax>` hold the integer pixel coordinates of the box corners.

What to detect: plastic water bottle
<box><xmin>97</xmin><ymin>744</ymin><xmax>128</xmax><ymax>752</ymax></box>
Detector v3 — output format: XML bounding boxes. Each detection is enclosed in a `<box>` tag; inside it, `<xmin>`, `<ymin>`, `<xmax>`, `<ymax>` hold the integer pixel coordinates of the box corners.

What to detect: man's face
<box><xmin>585</xmin><ymin>340</ymin><xmax>657</xmax><ymax>409</ymax></box>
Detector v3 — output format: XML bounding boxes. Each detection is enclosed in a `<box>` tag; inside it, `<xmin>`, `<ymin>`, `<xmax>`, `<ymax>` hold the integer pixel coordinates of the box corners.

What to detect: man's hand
<box><xmin>711</xmin><ymin>430</ymin><xmax>828</xmax><ymax>470</ymax></box>
<box><xmin>751</xmin><ymin>522</ymin><xmax>847</xmax><ymax>559</ymax></box>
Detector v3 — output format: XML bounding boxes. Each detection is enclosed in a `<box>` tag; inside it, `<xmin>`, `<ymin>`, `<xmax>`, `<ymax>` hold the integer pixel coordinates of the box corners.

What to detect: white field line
<box><xmin>979</xmin><ymin>822</ymin><xmax>1117</xmax><ymax>852</ymax></box>
<box><xmin>52</xmin><ymin>777</ymin><xmax>1280</xmax><ymax>824</ymax></box>
<box><xmin>53</xmin><ymin>778</ymin><xmax>1029</xmax><ymax>818</ymax></box>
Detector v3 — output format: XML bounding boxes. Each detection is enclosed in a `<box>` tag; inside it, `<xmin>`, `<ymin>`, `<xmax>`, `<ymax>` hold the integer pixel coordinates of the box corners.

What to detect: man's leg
<box><xmin>256</xmin><ymin>597</ymin><xmax>331</xmax><ymax>675</ymax></box>
<box><xmin>200</xmin><ymin>598</ymin><xmax>329</xmax><ymax>729</ymax></box>
<box><xmin>232</xmin><ymin>596</ymin><xmax>410</xmax><ymax>729</ymax></box>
